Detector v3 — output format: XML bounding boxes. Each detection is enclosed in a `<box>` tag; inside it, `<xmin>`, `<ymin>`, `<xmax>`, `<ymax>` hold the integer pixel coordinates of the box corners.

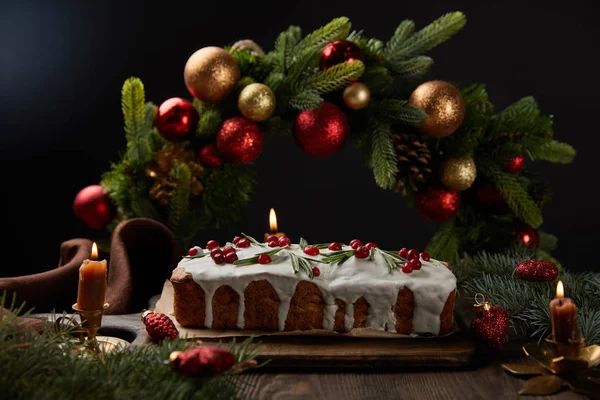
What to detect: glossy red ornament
<box><xmin>294</xmin><ymin>102</ymin><xmax>349</xmax><ymax>158</ymax></box>
<box><xmin>237</xmin><ymin>238</ymin><xmax>251</xmax><ymax>248</ymax></box>
<box><xmin>73</xmin><ymin>185</ymin><xmax>116</xmax><ymax>229</ymax></box>
<box><xmin>171</xmin><ymin>346</ymin><xmax>236</xmax><ymax>377</ymax></box>
<box><xmin>471</xmin><ymin>304</ymin><xmax>510</xmax><ymax>349</ymax></box>
<box><xmin>155</xmin><ymin>97</ymin><xmax>199</xmax><ymax>142</ymax></box>
<box><xmin>416</xmin><ymin>185</ymin><xmax>461</xmax><ymax>222</ymax></box>
<box><xmin>328</xmin><ymin>242</ymin><xmax>342</xmax><ymax>251</ymax></box>
<box><xmin>513</xmin><ymin>225</ymin><xmax>539</xmax><ymax>248</ymax></box>
<box><xmin>504</xmin><ymin>153</ymin><xmax>526</xmax><ymax>173</ymax></box>
<box><xmin>515</xmin><ymin>260</ymin><xmax>558</xmax><ymax>282</ymax></box>
<box><xmin>198</xmin><ymin>144</ymin><xmax>223</xmax><ymax>168</ymax></box>
<box><xmin>258</xmin><ymin>254</ymin><xmax>272</xmax><ymax>264</ymax></box>
<box><xmin>320</xmin><ymin>40</ymin><xmax>365</xmax><ymax>70</ymax></box>
<box><xmin>216</xmin><ymin>117</ymin><xmax>264</xmax><ymax>164</ymax></box>
<box><xmin>304</xmin><ymin>245</ymin><xmax>320</xmax><ymax>256</ymax></box>
<box><xmin>354</xmin><ymin>246</ymin><xmax>370</xmax><ymax>259</ymax></box>
<box><xmin>142</xmin><ymin>310</ymin><xmax>179</xmax><ymax>342</ymax></box>
<box><xmin>312</xmin><ymin>266</ymin><xmax>321</xmax><ymax>277</ymax></box>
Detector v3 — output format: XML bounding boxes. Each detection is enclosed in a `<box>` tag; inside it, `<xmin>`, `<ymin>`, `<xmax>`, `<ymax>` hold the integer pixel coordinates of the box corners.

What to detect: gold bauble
<box><xmin>237</xmin><ymin>83</ymin><xmax>276</xmax><ymax>121</ymax></box>
<box><xmin>440</xmin><ymin>157</ymin><xmax>477</xmax><ymax>191</ymax></box>
<box><xmin>409</xmin><ymin>80</ymin><xmax>465</xmax><ymax>138</ymax></box>
<box><xmin>184</xmin><ymin>46</ymin><xmax>240</xmax><ymax>102</ymax></box>
<box><xmin>343</xmin><ymin>82</ymin><xmax>371</xmax><ymax>110</ymax></box>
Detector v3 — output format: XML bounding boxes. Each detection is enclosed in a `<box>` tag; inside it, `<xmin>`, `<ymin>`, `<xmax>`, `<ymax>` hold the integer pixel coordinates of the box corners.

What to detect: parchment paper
<box><xmin>155</xmin><ymin>280</ymin><xmax>459</xmax><ymax>339</ymax></box>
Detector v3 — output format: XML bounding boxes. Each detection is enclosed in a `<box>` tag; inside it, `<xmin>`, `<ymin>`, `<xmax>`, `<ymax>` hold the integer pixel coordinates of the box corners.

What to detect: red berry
<box><xmin>232</xmin><ymin>236</ymin><xmax>242</xmax><ymax>245</ymax></box>
<box><xmin>409</xmin><ymin>258</ymin><xmax>422</xmax><ymax>270</ymax></box>
<box><xmin>407</xmin><ymin>249</ymin><xmax>419</xmax><ymax>260</ymax></box>
<box><xmin>354</xmin><ymin>246</ymin><xmax>370</xmax><ymax>259</ymax></box>
<box><xmin>258</xmin><ymin>254</ymin><xmax>272</xmax><ymax>264</ymax></box>
<box><xmin>349</xmin><ymin>239</ymin><xmax>362</xmax><ymax>249</ymax></box>
<box><xmin>401</xmin><ymin>263</ymin><xmax>414</xmax><ymax>274</ymax></box>
<box><xmin>328</xmin><ymin>242</ymin><xmax>342</xmax><ymax>251</ymax></box>
<box><xmin>267</xmin><ymin>239</ymin><xmax>279</xmax><ymax>248</ymax></box>
<box><xmin>420</xmin><ymin>252</ymin><xmax>430</xmax><ymax>261</ymax></box>
<box><xmin>210</xmin><ymin>248</ymin><xmax>223</xmax><ymax>259</ymax></box>
<box><xmin>312</xmin><ymin>266</ymin><xmax>321</xmax><ymax>277</ymax></box>
<box><xmin>398</xmin><ymin>248</ymin><xmax>408</xmax><ymax>258</ymax></box>
<box><xmin>278</xmin><ymin>236</ymin><xmax>291</xmax><ymax>247</ymax></box>
<box><xmin>213</xmin><ymin>253</ymin><xmax>225</xmax><ymax>264</ymax></box>
<box><xmin>237</xmin><ymin>238</ymin><xmax>250</xmax><ymax>248</ymax></box>
<box><xmin>366</xmin><ymin>242</ymin><xmax>378</xmax><ymax>250</ymax></box>
<box><xmin>188</xmin><ymin>247</ymin><xmax>199</xmax><ymax>256</ymax></box>
<box><xmin>206</xmin><ymin>240</ymin><xmax>220</xmax><ymax>251</ymax></box>
<box><xmin>266</xmin><ymin>234</ymin><xmax>277</xmax><ymax>243</ymax></box>
<box><xmin>224</xmin><ymin>252</ymin><xmax>238</xmax><ymax>263</ymax></box>
<box><xmin>222</xmin><ymin>246</ymin><xmax>235</xmax><ymax>255</ymax></box>
<box><xmin>304</xmin><ymin>245</ymin><xmax>320</xmax><ymax>256</ymax></box>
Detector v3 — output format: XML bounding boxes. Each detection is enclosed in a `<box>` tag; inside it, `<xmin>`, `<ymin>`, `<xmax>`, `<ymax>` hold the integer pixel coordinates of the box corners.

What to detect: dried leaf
<box><xmin>500</xmin><ymin>363</ymin><xmax>547</xmax><ymax>376</ymax></box>
<box><xmin>519</xmin><ymin>375</ymin><xmax>564</xmax><ymax>396</ymax></box>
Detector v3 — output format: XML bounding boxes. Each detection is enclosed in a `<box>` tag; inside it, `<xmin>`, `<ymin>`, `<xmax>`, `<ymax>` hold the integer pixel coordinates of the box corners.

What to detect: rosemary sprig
<box><xmin>321</xmin><ymin>249</ymin><xmax>355</xmax><ymax>265</ymax></box>
<box><xmin>241</xmin><ymin>232</ymin><xmax>265</xmax><ymax>247</ymax></box>
<box><xmin>182</xmin><ymin>253</ymin><xmax>207</xmax><ymax>260</ymax></box>
<box><xmin>299</xmin><ymin>237</ymin><xmax>309</xmax><ymax>251</ymax></box>
<box><xmin>289</xmin><ymin>252</ymin><xmax>314</xmax><ymax>279</ymax></box>
<box><xmin>233</xmin><ymin>247</ymin><xmax>284</xmax><ymax>265</ymax></box>
<box><xmin>375</xmin><ymin>248</ymin><xmax>404</xmax><ymax>273</ymax></box>
<box><xmin>313</xmin><ymin>242</ymin><xmax>344</xmax><ymax>249</ymax></box>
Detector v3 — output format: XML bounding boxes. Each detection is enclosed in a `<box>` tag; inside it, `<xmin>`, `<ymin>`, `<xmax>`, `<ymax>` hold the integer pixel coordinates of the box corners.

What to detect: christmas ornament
<box><xmin>470</xmin><ymin>295</ymin><xmax>510</xmax><ymax>349</ymax></box>
<box><xmin>141</xmin><ymin>310</ymin><xmax>179</xmax><ymax>342</ymax></box>
<box><xmin>293</xmin><ymin>102</ymin><xmax>349</xmax><ymax>157</ymax></box>
<box><xmin>145</xmin><ymin>147</ymin><xmax>204</xmax><ymax>205</ymax></box>
<box><xmin>473</xmin><ymin>182</ymin><xmax>509</xmax><ymax>213</ymax></box>
<box><xmin>515</xmin><ymin>260</ymin><xmax>559</xmax><ymax>282</ymax></box>
<box><xmin>216</xmin><ymin>117</ymin><xmax>264</xmax><ymax>164</ymax></box>
<box><xmin>439</xmin><ymin>157</ymin><xmax>477</xmax><ymax>192</ymax></box>
<box><xmin>320</xmin><ymin>40</ymin><xmax>365</xmax><ymax>70</ymax></box>
<box><xmin>513</xmin><ymin>224</ymin><xmax>539</xmax><ymax>248</ymax></box>
<box><xmin>170</xmin><ymin>346</ymin><xmax>236</xmax><ymax>377</ymax></box>
<box><xmin>409</xmin><ymin>80</ymin><xmax>465</xmax><ymax>138</ymax></box>
<box><xmin>415</xmin><ymin>185</ymin><xmax>461</xmax><ymax>222</ymax></box>
<box><xmin>155</xmin><ymin>98</ymin><xmax>199</xmax><ymax>142</ymax></box>
<box><xmin>73</xmin><ymin>185</ymin><xmax>116</xmax><ymax>229</ymax></box>
<box><xmin>184</xmin><ymin>46</ymin><xmax>240</xmax><ymax>102</ymax></box>
<box><xmin>392</xmin><ymin>133</ymin><xmax>432</xmax><ymax>196</ymax></box>
<box><xmin>230</xmin><ymin>39</ymin><xmax>265</xmax><ymax>56</ymax></box>
<box><xmin>505</xmin><ymin>153</ymin><xmax>526</xmax><ymax>173</ymax></box>
<box><xmin>343</xmin><ymin>82</ymin><xmax>370</xmax><ymax>110</ymax></box>
<box><xmin>198</xmin><ymin>144</ymin><xmax>223</xmax><ymax>168</ymax></box>
<box><xmin>237</xmin><ymin>83</ymin><xmax>276</xmax><ymax>122</ymax></box>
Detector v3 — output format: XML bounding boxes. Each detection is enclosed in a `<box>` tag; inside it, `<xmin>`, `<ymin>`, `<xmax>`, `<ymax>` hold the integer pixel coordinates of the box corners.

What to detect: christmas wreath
<box><xmin>73</xmin><ymin>12</ymin><xmax>575</xmax><ymax>262</ymax></box>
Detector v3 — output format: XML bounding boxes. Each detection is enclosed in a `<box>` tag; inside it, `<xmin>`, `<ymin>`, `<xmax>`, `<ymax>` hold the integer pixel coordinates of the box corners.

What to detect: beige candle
<box><xmin>264</xmin><ymin>208</ymin><xmax>285</xmax><ymax>241</ymax></box>
<box><xmin>76</xmin><ymin>242</ymin><xmax>107</xmax><ymax>311</ymax></box>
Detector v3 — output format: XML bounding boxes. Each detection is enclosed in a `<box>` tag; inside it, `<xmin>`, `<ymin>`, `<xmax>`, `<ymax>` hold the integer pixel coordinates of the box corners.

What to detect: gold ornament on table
<box><xmin>237</xmin><ymin>83</ymin><xmax>276</xmax><ymax>121</ymax></box>
<box><xmin>392</xmin><ymin>133</ymin><xmax>432</xmax><ymax>196</ymax></box>
<box><xmin>439</xmin><ymin>157</ymin><xmax>477</xmax><ymax>191</ymax></box>
<box><xmin>184</xmin><ymin>46</ymin><xmax>240</xmax><ymax>102</ymax></box>
<box><xmin>409</xmin><ymin>80</ymin><xmax>465</xmax><ymax>138</ymax></box>
<box><xmin>145</xmin><ymin>147</ymin><xmax>204</xmax><ymax>205</ymax></box>
<box><xmin>343</xmin><ymin>82</ymin><xmax>371</xmax><ymax>110</ymax></box>
<box><xmin>231</xmin><ymin>39</ymin><xmax>265</xmax><ymax>56</ymax></box>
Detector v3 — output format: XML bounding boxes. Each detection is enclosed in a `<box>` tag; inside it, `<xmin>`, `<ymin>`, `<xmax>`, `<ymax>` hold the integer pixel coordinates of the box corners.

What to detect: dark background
<box><xmin>1</xmin><ymin>0</ymin><xmax>598</xmax><ymax>276</ymax></box>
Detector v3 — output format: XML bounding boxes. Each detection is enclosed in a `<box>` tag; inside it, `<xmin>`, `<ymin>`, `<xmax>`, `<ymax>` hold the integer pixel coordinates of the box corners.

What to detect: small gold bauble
<box><xmin>409</xmin><ymin>80</ymin><xmax>465</xmax><ymax>138</ymax></box>
<box><xmin>184</xmin><ymin>46</ymin><xmax>240</xmax><ymax>102</ymax></box>
<box><xmin>237</xmin><ymin>83</ymin><xmax>276</xmax><ymax>121</ymax></box>
<box><xmin>343</xmin><ymin>82</ymin><xmax>371</xmax><ymax>110</ymax></box>
<box><xmin>440</xmin><ymin>157</ymin><xmax>477</xmax><ymax>191</ymax></box>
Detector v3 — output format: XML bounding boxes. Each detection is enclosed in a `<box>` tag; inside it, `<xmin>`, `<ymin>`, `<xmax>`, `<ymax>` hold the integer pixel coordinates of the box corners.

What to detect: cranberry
<box><xmin>398</xmin><ymin>248</ymin><xmax>408</xmax><ymax>258</ymax></box>
<box><xmin>237</xmin><ymin>238</ymin><xmax>251</xmax><ymax>248</ymax></box>
<box><xmin>349</xmin><ymin>239</ymin><xmax>362</xmax><ymax>249</ymax></box>
<box><xmin>266</xmin><ymin>234</ymin><xmax>277</xmax><ymax>243</ymax></box>
<box><xmin>312</xmin><ymin>266</ymin><xmax>321</xmax><ymax>277</ymax></box>
<box><xmin>304</xmin><ymin>245</ymin><xmax>320</xmax><ymax>256</ymax></box>
<box><xmin>232</xmin><ymin>236</ymin><xmax>242</xmax><ymax>245</ymax></box>
<box><xmin>210</xmin><ymin>248</ymin><xmax>223</xmax><ymax>259</ymax></box>
<box><xmin>213</xmin><ymin>253</ymin><xmax>225</xmax><ymax>265</ymax></box>
<box><xmin>328</xmin><ymin>242</ymin><xmax>342</xmax><ymax>251</ymax></box>
<box><xmin>420</xmin><ymin>252</ymin><xmax>430</xmax><ymax>261</ymax></box>
<box><xmin>401</xmin><ymin>263</ymin><xmax>414</xmax><ymax>274</ymax></box>
<box><xmin>206</xmin><ymin>240</ymin><xmax>220</xmax><ymax>251</ymax></box>
<box><xmin>407</xmin><ymin>249</ymin><xmax>419</xmax><ymax>260</ymax></box>
<box><xmin>354</xmin><ymin>246</ymin><xmax>370</xmax><ymax>259</ymax></box>
<box><xmin>267</xmin><ymin>239</ymin><xmax>279</xmax><ymax>248</ymax></box>
<box><xmin>258</xmin><ymin>254</ymin><xmax>272</xmax><ymax>264</ymax></box>
<box><xmin>188</xmin><ymin>247</ymin><xmax>199</xmax><ymax>256</ymax></box>
<box><xmin>222</xmin><ymin>246</ymin><xmax>235</xmax><ymax>255</ymax></box>
<box><xmin>224</xmin><ymin>252</ymin><xmax>238</xmax><ymax>263</ymax></box>
<box><xmin>409</xmin><ymin>258</ymin><xmax>422</xmax><ymax>270</ymax></box>
<box><xmin>278</xmin><ymin>236</ymin><xmax>291</xmax><ymax>247</ymax></box>
<box><xmin>366</xmin><ymin>242</ymin><xmax>378</xmax><ymax>250</ymax></box>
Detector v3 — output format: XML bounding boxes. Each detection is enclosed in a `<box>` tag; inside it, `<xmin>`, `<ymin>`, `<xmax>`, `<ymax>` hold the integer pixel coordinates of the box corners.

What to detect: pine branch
<box><xmin>302</xmin><ymin>60</ymin><xmax>364</xmax><ymax>94</ymax></box>
<box><xmin>529</xmin><ymin>140</ymin><xmax>575</xmax><ymax>164</ymax></box>
<box><xmin>262</xmin><ymin>116</ymin><xmax>293</xmax><ymax>136</ymax></box>
<box><xmin>168</xmin><ymin>163</ymin><xmax>191</xmax><ymax>232</ymax></box>
<box><xmin>386</xmin><ymin>55</ymin><xmax>433</xmax><ymax>78</ymax></box>
<box><xmin>369</xmin><ymin>119</ymin><xmax>397</xmax><ymax>190</ymax></box>
<box><xmin>384</xmin><ymin>20</ymin><xmax>416</xmax><ymax>57</ymax></box>
<box><xmin>537</xmin><ymin>231</ymin><xmax>558</xmax><ymax>252</ymax></box>
<box><xmin>425</xmin><ymin>219</ymin><xmax>459</xmax><ymax>263</ymax></box>
<box><xmin>373</xmin><ymin>99</ymin><xmax>427</xmax><ymax>126</ymax></box>
<box><xmin>289</xmin><ymin>89</ymin><xmax>323</xmax><ymax>111</ymax></box>
<box><xmin>122</xmin><ymin>77</ymin><xmax>152</xmax><ymax>168</ymax></box>
<box><xmin>296</xmin><ymin>17</ymin><xmax>351</xmax><ymax>53</ymax></box>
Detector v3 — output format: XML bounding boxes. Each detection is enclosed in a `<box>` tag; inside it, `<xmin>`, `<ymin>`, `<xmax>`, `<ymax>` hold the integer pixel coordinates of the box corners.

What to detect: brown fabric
<box><xmin>0</xmin><ymin>218</ymin><xmax>180</xmax><ymax>315</ymax></box>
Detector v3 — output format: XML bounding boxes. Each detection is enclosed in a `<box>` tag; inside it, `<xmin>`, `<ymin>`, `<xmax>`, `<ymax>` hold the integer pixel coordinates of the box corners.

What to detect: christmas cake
<box><xmin>170</xmin><ymin>235</ymin><xmax>456</xmax><ymax>336</ymax></box>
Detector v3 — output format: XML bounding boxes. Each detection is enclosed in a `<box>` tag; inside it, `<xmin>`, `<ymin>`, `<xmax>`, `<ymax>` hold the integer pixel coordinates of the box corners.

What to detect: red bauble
<box><xmin>416</xmin><ymin>185</ymin><xmax>461</xmax><ymax>222</ymax></box>
<box><xmin>504</xmin><ymin>153</ymin><xmax>526</xmax><ymax>173</ymax></box>
<box><xmin>320</xmin><ymin>40</ymin><xmax>365</xmax><ymax>70</ymax></box>
<box><xmin>142</xmin><ymin>310</ymin><xmax>179</xmax><ymax>342</ymax></box>
<box><xmin>216</xmin><ymin>117</ymin><xmax>264</xmax><ymax>164</ymax></box>
<box><xmin>294</xmin><ymin>102</ymin><xmax>349</xmax><ymax>157</ymax></box>
<box><xmin>198</xmin><ymin>144</ymin><xmax>223</xmax><ymax>168</ymax></box>
<box><xmin>474</xmin><ymin>182</ymin><xmax>509</xmax><ymax>213</ymax></box>
<box><xmin>155</xmin><ymin>97</ymin><xmax>199</xmax><ymax>142</ymax></box>
<box><xmin>515</xmin><ymin>259</ymin><xmax>558</xmax><ymax>282</ymax></box>
<box><xmin>73</xmin><ymin>185</ymin><xmax>116</xmax><ymax>229</ymax></box>
<box><xmin>171</xmin><ymin>346</ymin><xmax>236</xmax><ymax>377</ymax></box>
<box><xmin>513</xmin><ymin>225</ymin><xmax>539</xmax><ymax>248</ymax></box>
<box><xmin>471</xmin><ymin>304</ymin><xmax>510</xmax><ymax>349</ymax></box>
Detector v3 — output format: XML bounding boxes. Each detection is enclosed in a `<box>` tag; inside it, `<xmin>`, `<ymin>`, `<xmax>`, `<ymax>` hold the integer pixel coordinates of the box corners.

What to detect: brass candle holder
<box><xmin>72</xmin><ymin>302</ymin><xmax>110</xmax><ymax>353</ymax></box>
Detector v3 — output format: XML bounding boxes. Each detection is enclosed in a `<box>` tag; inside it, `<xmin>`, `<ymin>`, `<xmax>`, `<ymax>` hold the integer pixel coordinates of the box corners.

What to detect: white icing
<box><xmin>177</xmin><ymin>244</ymin><xmax>456</xmax><ymax>335</ymax></box>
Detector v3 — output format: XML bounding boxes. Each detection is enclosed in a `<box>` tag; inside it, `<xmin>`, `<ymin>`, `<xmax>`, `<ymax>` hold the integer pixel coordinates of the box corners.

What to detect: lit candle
<box><xmin>76</xmin><ymin>242</ymin><xmax>107</xmax><ymax>311</ymax></box>
<box><xmin>550</xmin><ymin>280</ymin><xmax>581</xmax><ymax>345</ymax></box>
<box><xmin>264</xmin><ymin>208</ymin><xmax>286</xmax><ymax>241</ymax></box>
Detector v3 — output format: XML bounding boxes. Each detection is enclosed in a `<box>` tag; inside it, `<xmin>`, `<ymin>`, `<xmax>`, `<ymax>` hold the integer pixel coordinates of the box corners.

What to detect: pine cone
<box><xmin>392</xmin><ymin>133</ymin><xmax>433</xmax><ymax>196</ymax></box>
<box><xmin>142</xmin><ymin>310</ymin><xmax>179</xmax><ymax>342</ymax></box>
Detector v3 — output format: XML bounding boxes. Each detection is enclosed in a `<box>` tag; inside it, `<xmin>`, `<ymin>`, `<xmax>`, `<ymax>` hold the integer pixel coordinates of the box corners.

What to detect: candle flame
<box><xmin>556</xmin><ymin>280</ymin><xmax>564</xmax><ymax>298</ymax></box>
<box><xmin>91</xmin><ymin>242</ymin><xmax>98</xmax><ymax>260</ymax></box>
<box><xmin>269</xmin><ymin>208</ymin><xmax>278</xmax><ymax>232</ymax></box>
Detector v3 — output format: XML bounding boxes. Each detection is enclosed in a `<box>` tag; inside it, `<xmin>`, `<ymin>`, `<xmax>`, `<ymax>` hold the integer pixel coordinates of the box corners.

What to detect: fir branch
<box><xmin>368</xmin><ymin>119</ymin><xmax>398</xmax><ymax>190</ymax></box>
<box><xmin>122</xmin><ymin>77</ymin><xmax>152</xmax><ymax>168</ymax></box>
<box><xmin>529</xmin><ymin>140</ymin><xmax>576</xmax><ymax>164</ymax></box>
<box><xmin>425</xmin><ymin>219</ymin><xmax>459</xmax><ymax>263</ymax></box>
<box><xmin>296</xmin><ymin>17</ymin><xmax>351</xmax><ymax>53</ymax></box>
<box><xmin>202</xmin><ymin>165</ymin><xmax>255</xmax><ymax>227</ymax></box>
<box><xmin>384</xmin><ymin>20</ymin><xmax>416</xmax><ymax>57</ymax></box>
<box><xmin>289</xmin><ymin>89</ymin><xmax>323</xmax><ymax>111</ymax></box>
<box><xmin>373</xmin><ymin>99</ymin><xmax>427</xmax><ymax>126</ymax></box>
<box><xmin>386</xmin><ymin>55</ymin><xmax>433</xmax><ymax>78</ymax></box>
<box><xmin>262</xmin><ymin>116</ymin><xmax>292</xmax><ymax>136</ymax></box>
<box><xmin>302</xmin><ymin>60</ymin><xmax>364</xmax><ymax>94</ymax></box>
<box><xmin>537</xmin><ymin>231</ymin><xmax>558</xmax><ymax>253</ymax></box>
<box><xmin>168</xmin><ymin>162</ymin><xmax>191</xmax><ymax>232</ymax></box>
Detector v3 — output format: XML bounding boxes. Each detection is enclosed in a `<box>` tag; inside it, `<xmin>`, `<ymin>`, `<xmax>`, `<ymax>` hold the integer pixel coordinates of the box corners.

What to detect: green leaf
<box><xmin>302</xmin><ymin>60</ymin><xmax>364</xmax><ymax>94</ymax></box>
<box><xmin>374</xmin><ymin>99</ymin><xmax>427</xmax><ymax>126</ymax></box>
<box><xmin>241</xmin><ymin>232</ymin><xmax>264</xmax><ymax>246</ymax></box>
<box><xmin>121</xmin><ymin>77</ymin><xmax>152</xmax><ymax>168</ymax></box>
<box><xmin>529</xmin><ymin>140</ymin><xmax>576</xmax><ymax>164</ymax></box>
<box><xmin>369</xmin><ymin>119</ymin><xmax>397</xmax><ymax>190</ymax></box>
<box><xmin>299</xmin><ymin>237</ymin><xmax>309</xmax><ymax>250</ymax></box>
<box><xmin>425</xmin><ymin>219</ymin><xmax>459</xmax><ymax>263</ymax></box>
<box><xmin>289</xmin><ymin>251</ymin><xmax>301</xmax><ymax>273</ymax></box>
<box><xmin>289</xmin><ymin>89</ymin><xmax>323</xmax><ymax>111</ymax></box>
<box><xmin>297</xmin><ymin>17</ymin><xmax>351</xmax><ymax>53</ymax></box>
<box><xmin>385</xmin><ymin>20</ymin><xmax>416</xmax><ymax>57</ymax></box>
